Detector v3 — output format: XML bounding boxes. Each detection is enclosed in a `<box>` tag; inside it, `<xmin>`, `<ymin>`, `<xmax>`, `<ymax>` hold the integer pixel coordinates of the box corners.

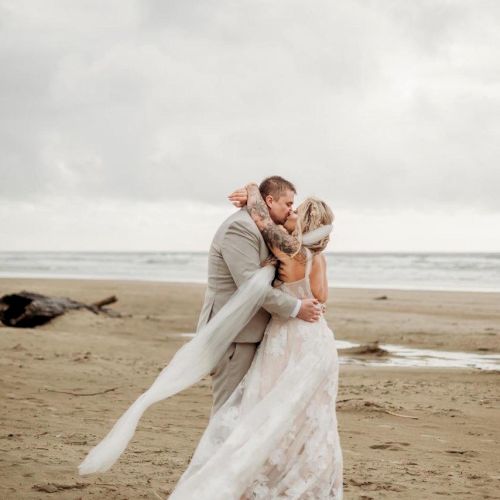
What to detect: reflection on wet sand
<box><xmin>169</xmin><ymin>334</ymin><xmax>500</xmax><ymax>371</ymax></box>
<box><xmin>336</xmin><ymin>339</ymin><xmax>500</xmax><ymax>371</ymax></box>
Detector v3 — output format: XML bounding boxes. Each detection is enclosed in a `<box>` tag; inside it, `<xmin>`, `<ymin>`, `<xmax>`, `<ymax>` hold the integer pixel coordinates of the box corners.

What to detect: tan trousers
<box><xmin>210</xmin><ymin>342</ymin><xmax>258</xmax><ymax>415</ymax></box>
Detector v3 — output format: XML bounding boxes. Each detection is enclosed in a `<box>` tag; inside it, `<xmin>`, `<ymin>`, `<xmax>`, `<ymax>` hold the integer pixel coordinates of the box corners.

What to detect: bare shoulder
<box><xmin>309</xmin><ymin>251</ymin><xmax>328</xmax><ymax>302</ymax></box>
<box><xmin>312</xmin><ymin>252</ymin><xmax>327</xmax><ymax>268</ymax></box>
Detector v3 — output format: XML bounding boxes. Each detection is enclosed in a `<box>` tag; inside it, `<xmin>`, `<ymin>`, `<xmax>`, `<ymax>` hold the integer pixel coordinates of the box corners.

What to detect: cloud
<box><xmin>2</xmin><ymin>196</ymin><xmax>499</xmax><ymax>252</ymax></box>
<box><xmin>0</xmin><ymin>0</ymin><xmax>499</xmax><ymax>250</ymax></box>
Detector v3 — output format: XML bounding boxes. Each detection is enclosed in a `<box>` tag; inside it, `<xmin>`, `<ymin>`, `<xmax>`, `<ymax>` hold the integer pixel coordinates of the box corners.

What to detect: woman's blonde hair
<box><xmin>293</xmin><ymin>197</ymin><xmax>334</xmax><ymax>253</ymax></box>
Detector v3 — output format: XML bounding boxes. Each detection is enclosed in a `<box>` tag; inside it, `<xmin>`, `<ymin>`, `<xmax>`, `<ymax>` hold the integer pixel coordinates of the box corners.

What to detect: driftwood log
<box><xmin>0</xmin><ymin>291</ymin><xmax>119</xmax><ymax>328</ymax></box>
<box><xmin>338</xmin><ymin>341</ymin><xmax>389</xmax><ymax>357</ymax></box>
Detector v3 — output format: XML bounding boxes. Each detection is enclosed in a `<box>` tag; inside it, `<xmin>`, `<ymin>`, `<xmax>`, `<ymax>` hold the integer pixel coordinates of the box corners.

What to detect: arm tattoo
<box><xmin>246</xmin><ymin>184</ymin><xmax>306</xmax><ymax>261</ymax></box>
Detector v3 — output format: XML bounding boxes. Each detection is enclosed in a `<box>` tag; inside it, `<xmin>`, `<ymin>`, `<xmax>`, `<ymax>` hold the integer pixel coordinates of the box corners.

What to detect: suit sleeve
<box><xmin>221</xmin><ymin>220</ymin><xmax>298</xmax><ymax>318</ymax></box>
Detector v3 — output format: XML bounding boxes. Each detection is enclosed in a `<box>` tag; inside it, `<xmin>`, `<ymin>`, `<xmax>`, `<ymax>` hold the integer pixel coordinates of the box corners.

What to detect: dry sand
<box><xmin>0</xmin><ymin>277</ymin><xmax>499</xmax><ymax>499</ymax></box>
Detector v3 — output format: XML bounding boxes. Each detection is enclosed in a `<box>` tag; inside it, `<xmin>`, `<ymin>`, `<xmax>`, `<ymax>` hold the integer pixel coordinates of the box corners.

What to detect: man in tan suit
<box><xmin>197</xmin><ymin>176</ymin><xmax>321</xmax><ymax>413</ymax></box>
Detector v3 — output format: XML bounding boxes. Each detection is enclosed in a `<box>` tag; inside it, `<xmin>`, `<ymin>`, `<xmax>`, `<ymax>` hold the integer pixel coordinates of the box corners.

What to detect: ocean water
<box><xmin>0</xmin><ymin>251</ymin><xmax>499</xmax><ymax>292</ymax></box>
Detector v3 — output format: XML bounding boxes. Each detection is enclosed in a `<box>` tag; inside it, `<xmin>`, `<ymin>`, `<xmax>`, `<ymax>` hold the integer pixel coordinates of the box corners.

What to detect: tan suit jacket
<box><xmin>197</xmin><ymin>208</ymin><xmax>297</xmax><ymax>343</ymax></box>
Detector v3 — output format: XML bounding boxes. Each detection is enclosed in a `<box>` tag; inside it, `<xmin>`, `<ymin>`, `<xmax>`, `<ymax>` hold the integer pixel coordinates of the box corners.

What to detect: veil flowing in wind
<box><xmin>78</xmin><ymin>265</ymin><xmax>274</xmax><ymax>474</ymax></box>
<box><xmin>78</xmin><ymin>224</ymin><xmax>333</xmax><ymax>476</ymax></box>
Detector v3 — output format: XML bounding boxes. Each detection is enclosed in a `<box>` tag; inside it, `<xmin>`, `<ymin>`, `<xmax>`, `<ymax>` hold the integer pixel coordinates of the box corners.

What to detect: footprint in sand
<box><xmin>370</xmin><ymin>441</ymin><xmax>410</xmax><ymax>451</ymax></box>
<box><xmin>348</xmin><ymin>478</ymin><xmax>405</xmax><ymax>492</ymax></box>
<box><xmin>445</xmin><ymin>449</ymin><xmax>479</xmax><ymax>458</ymax></box>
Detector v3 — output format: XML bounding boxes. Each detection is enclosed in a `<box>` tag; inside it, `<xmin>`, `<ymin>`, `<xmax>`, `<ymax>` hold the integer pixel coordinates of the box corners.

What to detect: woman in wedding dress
<box><xmin>78</xmin><ymin>183</ymin><xmax>342</xmax><ymax>499</ymax></box>
<box><xmin>169</xmin><ymin>184</ymin><xmax>343</xmax><ymax>499</ymax></box>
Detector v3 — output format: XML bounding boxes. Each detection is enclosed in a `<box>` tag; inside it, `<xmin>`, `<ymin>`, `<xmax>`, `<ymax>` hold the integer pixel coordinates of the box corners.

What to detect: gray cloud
<box><xmin>0</xmin><ymin>0</ymin><xmax>499</xmax><ymax>214</ymax></box>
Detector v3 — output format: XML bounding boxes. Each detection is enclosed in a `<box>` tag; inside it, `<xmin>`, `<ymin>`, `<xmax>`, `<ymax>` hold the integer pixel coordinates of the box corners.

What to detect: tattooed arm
<box><xmin>246</xmin><ymin>183</ymin><xmax>307</xmax><ymax>263</ymax></box>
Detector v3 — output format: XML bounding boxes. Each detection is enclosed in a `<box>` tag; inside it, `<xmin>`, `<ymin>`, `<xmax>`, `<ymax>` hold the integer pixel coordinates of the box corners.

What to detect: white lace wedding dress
<box><xmin>170</xmin><ymin>250</ymin><xmax>343</xmax><ymax>499</ymax></box>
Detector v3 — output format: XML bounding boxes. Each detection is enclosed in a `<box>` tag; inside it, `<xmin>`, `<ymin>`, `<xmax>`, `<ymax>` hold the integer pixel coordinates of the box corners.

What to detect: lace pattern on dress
<box><xmin>171</xmin><ymin>247</ymin><xmax>343</xmax><ymax>499</ymax></box>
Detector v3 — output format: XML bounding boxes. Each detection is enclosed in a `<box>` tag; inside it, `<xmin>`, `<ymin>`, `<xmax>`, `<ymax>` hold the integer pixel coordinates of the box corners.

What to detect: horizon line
<box><xmin>1</xmin><ymin>249</ymin><xmax>499</xmax><ymax>255</ymax></box>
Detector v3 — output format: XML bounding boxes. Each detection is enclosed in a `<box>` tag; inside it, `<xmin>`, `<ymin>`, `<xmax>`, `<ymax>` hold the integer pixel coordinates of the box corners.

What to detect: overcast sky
<box><xmin>1</xmin><ymin>0</ymin><xmax>499</xmax><ymax>252</ymax></box>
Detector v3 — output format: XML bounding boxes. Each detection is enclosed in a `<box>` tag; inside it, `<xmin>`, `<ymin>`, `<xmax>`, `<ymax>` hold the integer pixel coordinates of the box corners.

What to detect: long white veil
<box><xmin>78</xmin><ymin>265</ymin><xmax>274</xmax><ymax>475</ymax></box>
<box><xmin>78</xmin><ymin>224</ymin><xmax>333</xmax><ymax>476</ymax></box>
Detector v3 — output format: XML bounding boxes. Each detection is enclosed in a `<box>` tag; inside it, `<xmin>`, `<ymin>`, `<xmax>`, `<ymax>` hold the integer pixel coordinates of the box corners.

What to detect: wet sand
<box><xmin>0</xmin><ymin>278</ymin><xmax>499</xmax><ymax>499</ymax></box>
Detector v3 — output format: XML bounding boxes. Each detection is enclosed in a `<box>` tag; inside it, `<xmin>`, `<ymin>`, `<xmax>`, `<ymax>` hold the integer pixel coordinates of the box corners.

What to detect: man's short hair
<box><xmin>259</xmin><ymin>176</ymin><xmax>296</xmax><ymax>200</ymax></box>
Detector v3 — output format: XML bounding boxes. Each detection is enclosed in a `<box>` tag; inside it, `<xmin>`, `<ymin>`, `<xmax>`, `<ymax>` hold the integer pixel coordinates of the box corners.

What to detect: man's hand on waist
<box><xmin>297</xmin><ymin>298</ymin><xmax>321</xmax><ymax>322</ymax></box>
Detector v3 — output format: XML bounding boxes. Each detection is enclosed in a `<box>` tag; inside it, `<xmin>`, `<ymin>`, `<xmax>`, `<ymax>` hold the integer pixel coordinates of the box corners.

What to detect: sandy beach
<box><xmin>1</xmin><ymin>277</ymin><xmax>499</xmax><ymax>499</ymax></box>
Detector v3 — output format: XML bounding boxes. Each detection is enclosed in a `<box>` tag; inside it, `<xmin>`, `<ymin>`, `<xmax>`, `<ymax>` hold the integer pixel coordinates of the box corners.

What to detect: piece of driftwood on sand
<box><xmin>338</xmin><ymin>341</ymin><xmax>389</xmax><ymax>357</ymax></box>
<box><xmin>0</xmin><ymin>291</ymin><xmax>120</xmax><ymax>328</ymax></box>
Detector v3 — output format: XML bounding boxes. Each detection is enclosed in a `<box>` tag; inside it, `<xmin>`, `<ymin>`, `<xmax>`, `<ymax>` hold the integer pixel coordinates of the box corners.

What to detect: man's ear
<box><xmin>264</xmin><ymin>194</ymin><xmax>273</xmax><ymax>208</ymax></box>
